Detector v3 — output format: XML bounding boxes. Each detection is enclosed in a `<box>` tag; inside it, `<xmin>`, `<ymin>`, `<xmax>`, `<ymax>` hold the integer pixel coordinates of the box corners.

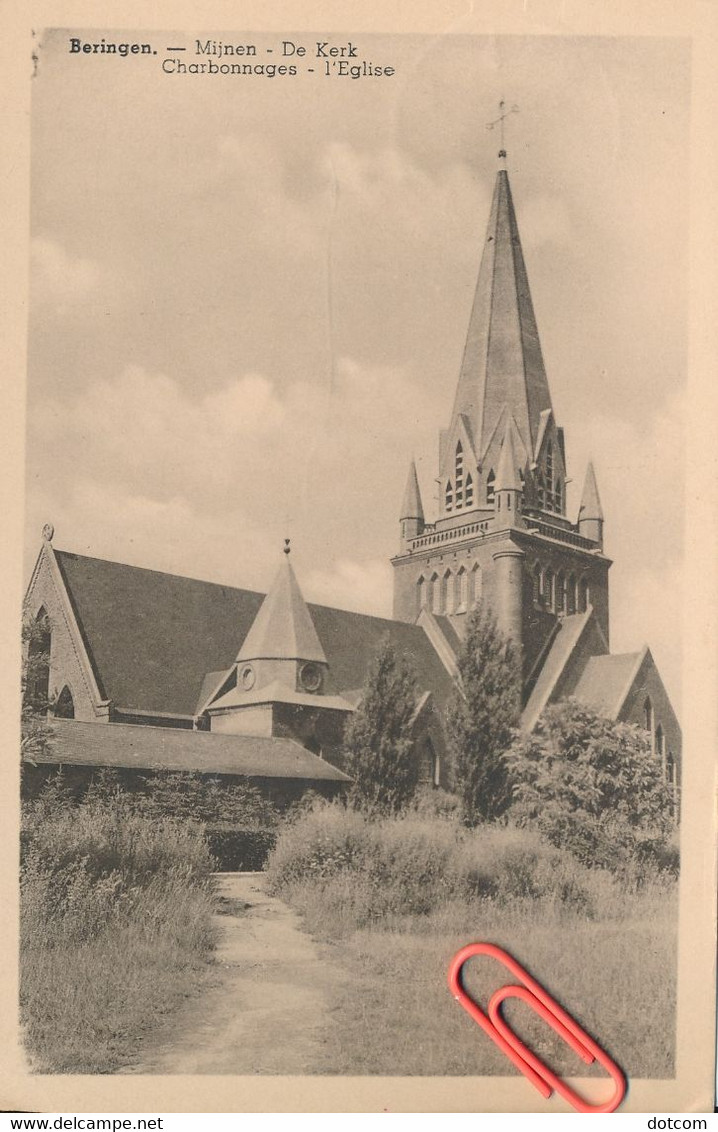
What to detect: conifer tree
<box><xmin>343</xmin><ymin>637</ymin><xmax>419</xmax><ymax>815</ymax></box>
<box><xmin>447</xmin><ymin>608</ymin><xmax>521</xmax><ymax>826</ymax></box>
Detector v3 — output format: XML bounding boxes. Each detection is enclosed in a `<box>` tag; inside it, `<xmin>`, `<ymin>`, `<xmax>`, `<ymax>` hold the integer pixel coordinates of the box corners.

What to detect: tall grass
<box><xmin>20</xmin><ymin>796</ymin><xmax>218</xmax><ymax>1073</ymax></box>
<box><xmin>267</xmin><ymin>802</ymin><xmax>678</xmax><ymax>1078</ymax></box>
<box><xmin>267</xmin><ymin>804</ymin><xmax>622</xmax><ymax>931</ymax></box>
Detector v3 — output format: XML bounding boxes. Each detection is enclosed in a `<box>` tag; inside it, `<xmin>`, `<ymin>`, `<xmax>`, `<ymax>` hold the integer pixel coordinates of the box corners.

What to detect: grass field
<box><xmin>20</xmin><ymin>801</ymin><xmax>219</xmax><ymax>1074</ymax></box>
<box><xmin>268</xmin><ymin>806</ymin><xmax>678</xmax><ymax>1079</ymax></box>
<box><xmin>310</xmin><ymin>897</ymin><xmax>677</xmax><ymax>1078</ymax></box>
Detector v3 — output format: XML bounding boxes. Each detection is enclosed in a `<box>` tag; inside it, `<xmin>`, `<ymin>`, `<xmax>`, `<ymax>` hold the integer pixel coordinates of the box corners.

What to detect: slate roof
<box><xmin>570</xmin><ymin>652</ymin><xmax>643</xmax><ymax>718</ymax></box>
<box><xmin>237</xmin><ymin>553</ymin><xmax>327</xmax><ymax>665</ymax></box>
<box><xmin>521</xmin><ymin>609</ymin><xmax>594</xmax><ymax>730</ymax></box>
<box><xmin>54</xmin><ymin>550</ymin><xmax>454</xmax><ymax>718</ymax></box>
<box><xmin>39</xmin><ymin>718</ymin><xmax>350</xmax><ymax>781</ymax></box>
<box><xmin>450</xmin><ymin>169</ymin><xmax>553</xmax><ymax>461</ymax></box>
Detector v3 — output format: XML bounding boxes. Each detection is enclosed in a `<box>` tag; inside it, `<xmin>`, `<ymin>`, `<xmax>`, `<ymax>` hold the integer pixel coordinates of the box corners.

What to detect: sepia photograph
<box><xmin>10</xmin><ymin>18</ymin><xmax>713</xmax><ymax>1110</ymax></box>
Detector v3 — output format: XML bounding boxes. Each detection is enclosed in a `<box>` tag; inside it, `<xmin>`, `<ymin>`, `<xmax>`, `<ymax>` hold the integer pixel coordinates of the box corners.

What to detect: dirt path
<box><xmin>122</xmin><ymin>873</ymin><xmax>346</xmax><ymax>1075</ymax></box>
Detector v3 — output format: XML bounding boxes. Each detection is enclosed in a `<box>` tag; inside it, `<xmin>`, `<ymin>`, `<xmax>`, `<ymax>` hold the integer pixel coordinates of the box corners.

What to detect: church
<box><xmin>23</xmin><ymin>150</ymin><xmax>682</xmax><ymax>807</ymax></box>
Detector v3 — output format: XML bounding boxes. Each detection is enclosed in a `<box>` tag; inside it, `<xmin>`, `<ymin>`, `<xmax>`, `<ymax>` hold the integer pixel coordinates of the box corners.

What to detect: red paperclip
<box><xmin>448</xmin><ymin>942</ymin><xmax>627</xmax><ymax>1113</ymax></box>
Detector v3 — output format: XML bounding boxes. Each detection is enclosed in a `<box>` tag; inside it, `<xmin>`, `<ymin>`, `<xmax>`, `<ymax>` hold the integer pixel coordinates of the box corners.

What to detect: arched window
<box><xmin>457</xmin><ymin>566</ymin><xmax>468</xmax><ymax>611</ymax></box>
<box><xmin>555</xmin><ymin>479</ymin><xmax>563</xmax><ymax>514</ymax></box>
<box><xmin>26</xmin><ymin>607</ymin><xmax>51</xmax><ymax>712</ymax></box>
<box><xmin>567</xmin><ymin>574</ymin><xmax>577</xmax><ymax>615</ymax></box>
<box><xmin>486</xmin><ymin>469</ymin><xmax>495</xmax><ymax>505</ymax></box>
<box><xmin>556</xmin><ymin>571</ymin><xmax>566</xmax><ymax>614</ymax></box>
<box><xmin>465</xmin><ymin>473</ymin><xmax>474</xmax><ymax>507</ymax></box>
<box><xmin>667</xmin><ymin>751</ymin><xmax>676</xmax><ymax>796</ymax></box>
<box><xmin>419</xmin><ymin>739</ymin><xmax>441</xmax><ymax>788</ymax></box>
<box><xmin>532</xmin><ymin>562</ymin><xmax>542</xmax><ymax>604</ymax></box>
<box><xmin>430</xmin><ymin>572</ymin><xmax>441</xmax><ymax>615</ymax></box>
<box><xmin>417</xmin><ymin>576</ymin><xmax>427</xmax><ymax>613</ymax></box>
<box><xmin>643</xmin><ymin>696</ymin><xmax>653</xmax><ymax>734</ymax></box>
<box><xmin>655</xmin><ymin>724</ymin><xmax>664</xmax><ymax>769</ymax></box>
<box><xmin>471</xmin><ymin>563</ymin><xmax>482</xmax><ymax>609</ymax></box>
<box><xmin>537</xmin><ymin>474</ymin><xmax>546</xmax><ymax>511</ymax></box>
<box><xmin>54</xmin><ymin>685</ymin><xmax>75</xmax><ymax>719</ymax></box>
<box><xmin>544</xmin><ymin>568</ymin><xmax>554</xmax><ymax>611</ymax></box>
<box><xmin>445</xmin><ymin>480</ymin><xmax>453</xmax><ymax>513</ymax></box>
<box><xmin>441</xmin><ymin>569</ymin><xmax>452</xmax><ymax>615</ymax></box>
<box><xmin>578</xmin><ymin>577</ymin><xmax>589</xmax><ymax>612</ymax></box>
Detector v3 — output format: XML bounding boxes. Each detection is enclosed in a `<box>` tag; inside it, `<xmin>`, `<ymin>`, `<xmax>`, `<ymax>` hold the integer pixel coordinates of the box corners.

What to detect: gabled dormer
<box><xmin>529</xmin><ymin>409</ymin><xmax>567</xmax><ymax>517</ymax></box>
<box><xmin>438</xmin><ymin>414</ymin><xmax>479</xmax><ymax>518</ymax></box>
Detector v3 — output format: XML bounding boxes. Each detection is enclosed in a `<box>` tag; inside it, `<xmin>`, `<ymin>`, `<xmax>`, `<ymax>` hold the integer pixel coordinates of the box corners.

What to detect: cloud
<box><xmin>305</xmin><ymin>557</ymin><xmax>393</xmax><ymax>617</ymax></box>
<box><xmin>26</xmin><ymin>355</ymin><xmax>446</xmax><ymax>595</ymax></box>
<box><xmin>31</xmin><ymin>237</ymin><xmax>100</xmax><ymax>301</ymax></box>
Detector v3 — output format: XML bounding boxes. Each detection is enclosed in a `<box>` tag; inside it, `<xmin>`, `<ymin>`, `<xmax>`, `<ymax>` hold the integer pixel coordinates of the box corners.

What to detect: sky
<box><xmin>26</xmin><ymin>31</ymin><xmax>690</xmax><ymax>707</ymax></box>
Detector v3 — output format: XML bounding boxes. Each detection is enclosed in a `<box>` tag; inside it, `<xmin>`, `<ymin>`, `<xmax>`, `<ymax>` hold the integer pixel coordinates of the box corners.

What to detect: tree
<box><xmin>21</xmin><ymin>609</ymin><xmax>56</xmax><ymax>771</ymax></box>
<box><xmin>446</xmin><ymin>608</ymin><xmax>521</xmax><ymax>826</ymax></box>
<box><xmin>343</xmin><ymin>637</ymin><xmax>420</xmax><ymax>815</ymax></box>
<box><xmin>505</xmin><ymin>698</ymin><xmax>676</xmax><ymax>873</ymax></box>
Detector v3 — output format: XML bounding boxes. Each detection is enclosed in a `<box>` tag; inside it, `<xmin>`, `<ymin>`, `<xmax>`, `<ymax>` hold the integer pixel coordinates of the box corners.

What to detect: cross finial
<box><xmin>283</xmin><ymin>538</ymin><xmax>291</xmax><ymax>556</ymax></box>
<box><xmin>486</xmin><ymin>100</ymin><xmax>519</xmax><ymax>162</ymax></box>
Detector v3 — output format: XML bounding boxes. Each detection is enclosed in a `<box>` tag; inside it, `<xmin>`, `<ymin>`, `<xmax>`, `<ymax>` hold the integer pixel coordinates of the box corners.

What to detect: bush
<box><xmin>265</xmin><ymin>802</ymin><xmax>618</xmax><ymax>934</ymax></box>
<box><xmin>506</xmin><ymin>699</ymin><xmax>678</xmax><ymax>877</ymax></box>
<box><xmin>205</xmin><ymin>828</ymin><xmax>277</xmax><ymax>871</ymax></box>
<box><xmin>20</xmin><ymin>788</ymin><xmax>219</xmax><ymax>1072</ymax></box>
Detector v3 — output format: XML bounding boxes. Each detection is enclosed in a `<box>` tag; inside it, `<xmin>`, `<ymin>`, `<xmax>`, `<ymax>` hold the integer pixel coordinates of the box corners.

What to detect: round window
<box><xmin>300</xmin><ymin>662</ymin><xmax>323</xmax><ymax>693</ymax></box>
<box><xmin>240</xmin><ymin>664</ymin><xmax>256</xmax><ymax>690</ymax></box>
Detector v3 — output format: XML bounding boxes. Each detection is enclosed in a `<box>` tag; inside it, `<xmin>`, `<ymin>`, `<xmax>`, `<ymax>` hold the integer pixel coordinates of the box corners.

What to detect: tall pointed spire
<box><xmin>450</xmin><ymin>167</ymin><xmax>553</xmax><ymax>461</ymax></box>
<box><xmin>400</xmin><ymin>459</ymin><xmax>424</xmax><ymax>522</ymax></box>
<box><xmin>236</xmin><ymin>546</ymin><xmax>326</xmax><ymax>664</ymax></box>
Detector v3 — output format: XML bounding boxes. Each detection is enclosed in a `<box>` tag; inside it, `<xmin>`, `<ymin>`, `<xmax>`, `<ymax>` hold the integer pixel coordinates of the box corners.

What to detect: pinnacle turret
<box><xmin>494</xmin><ymin>417</ymin><xmax>523</xmax><ymax>492</ymax></box>
<box><xmin>578</xmin><ymin>462</ymin><xmax>604</xmax><ymax>546</ymax></box>
<box><xmin>399</xmin><ymin>459</ymin><xmax>425</xmax><ymax>545</ymax></box>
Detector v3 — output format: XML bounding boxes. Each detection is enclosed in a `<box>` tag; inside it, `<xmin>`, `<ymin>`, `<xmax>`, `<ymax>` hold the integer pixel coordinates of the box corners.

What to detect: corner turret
<box><xmin>400</xmin><ymin>459</ymin><xmax>425</xmax><ymax>546</ymax></box>
<box><xmin>578</xmin><ymin>462</ymin><xmax>604</xmax><ymax>548</ymax></box>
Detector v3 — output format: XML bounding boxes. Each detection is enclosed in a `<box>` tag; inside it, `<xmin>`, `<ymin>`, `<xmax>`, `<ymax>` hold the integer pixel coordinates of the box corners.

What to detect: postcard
<box><xmin>1</xmin><ymin>0</ymin><xmax>716</xmax><ymax>1114</ymax></box>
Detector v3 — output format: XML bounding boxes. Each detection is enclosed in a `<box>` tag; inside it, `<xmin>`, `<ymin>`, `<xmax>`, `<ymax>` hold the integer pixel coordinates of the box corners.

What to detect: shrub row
<box><xmin>266</xmin><ymin>803</ymin><xmax>625</xmax><ymax>931</ymax></box>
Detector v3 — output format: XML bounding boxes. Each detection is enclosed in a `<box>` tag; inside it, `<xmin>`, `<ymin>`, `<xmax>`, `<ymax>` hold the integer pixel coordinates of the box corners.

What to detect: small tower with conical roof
<box><xmin>205</xmin><ymin>542</ymin><xmax>353</xmax><ymax>744</ymax></box>
<box><xmin>399</xmin><ymin>459</ymin><xmax>425</xmax><ymax>547</ymax></box>
<box><xmin>578</xmin><ymin>462</ymin><xmax>604</xmax><ymax>548</ymax></box>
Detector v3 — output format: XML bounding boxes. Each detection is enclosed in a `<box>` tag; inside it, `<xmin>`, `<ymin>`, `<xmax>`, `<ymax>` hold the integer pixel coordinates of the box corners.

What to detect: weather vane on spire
<box><xmin>486</xmin><ymin>100</ymin><xmax>519</xmax><ymax>160</ymax></box>
<box><xmin>284</xmin><ymin>538</ymin><xmax>291</xmax><ymax>555</ymax></box>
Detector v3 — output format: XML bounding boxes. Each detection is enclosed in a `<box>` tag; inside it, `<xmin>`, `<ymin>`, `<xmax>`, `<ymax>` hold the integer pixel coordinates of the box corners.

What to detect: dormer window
<box><xmin>455</xmin><ymin>441</ymin><xmax>464</xmax><ymax>483</ymax></box>
<box><xmin>445</xmin><ymin>480</ymin><xmax>453</xmax><ymax>512</ymax></box>
<box><xmin>454</xmin><ymin>443</ymin><xmax>464</xmax><ymax>509</ymax></box>
<box><xmin>486</xmin><ymin>469</ymin><xmax>495</xmax><ymax>505</ymax></box>
<box><xmin>465</xmin><ymin>473</ymin><xmax>474</xmax><ymax>507</ymax></box>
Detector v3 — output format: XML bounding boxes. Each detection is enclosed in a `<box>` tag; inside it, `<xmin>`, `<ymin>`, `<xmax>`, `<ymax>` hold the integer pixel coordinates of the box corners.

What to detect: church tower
<box><xmin>391</xmin><ymin>149</ymin><xmax>612</xmax><ymax>695</ymax></box>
